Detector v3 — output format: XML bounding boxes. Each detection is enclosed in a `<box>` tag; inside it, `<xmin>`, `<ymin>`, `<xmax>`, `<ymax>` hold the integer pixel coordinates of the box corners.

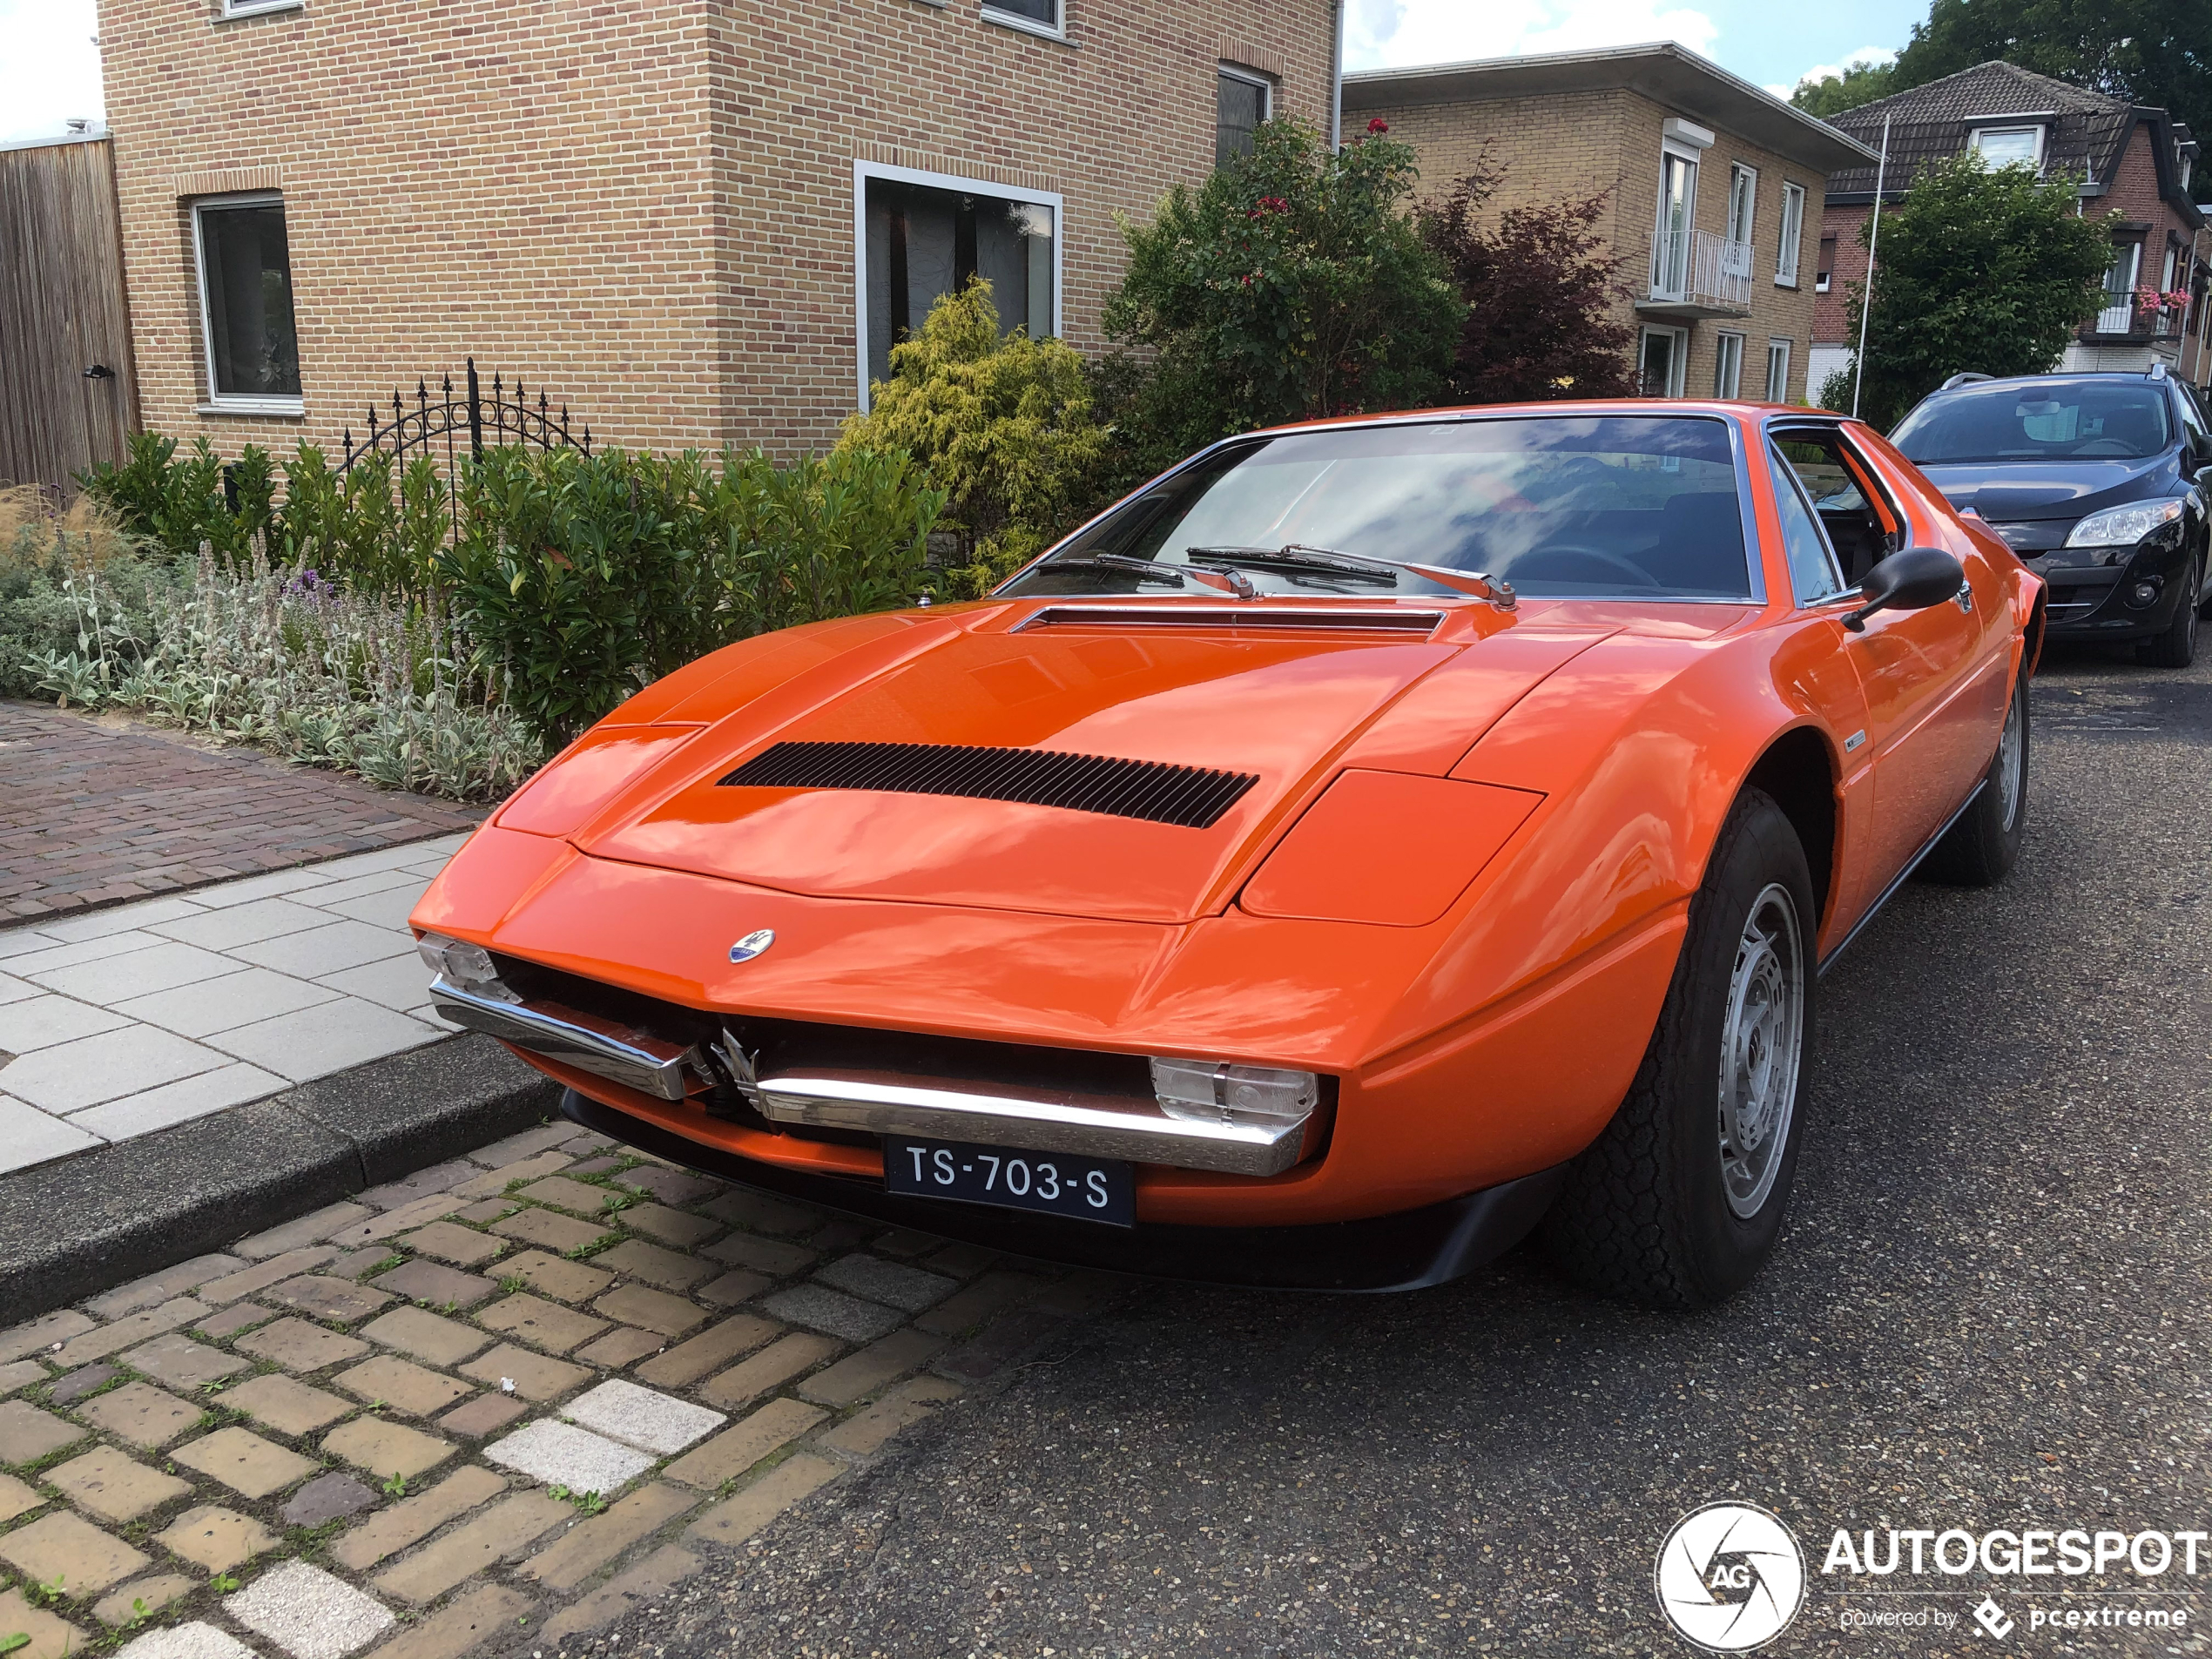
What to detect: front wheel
<box><xmin>1541</xmin><ymin>788</ymin><xmax>1815</xmax><ymax>1308</ymax></box>
<box><xmin>2137</xmin><ymin>556</ymin><xmax>2201</xmax><ymax>668</ymax></box>
<box><xmin>1921</xmin><ymin>675</ymin><xmax>2028</xmax><ymax>887</ymax></box>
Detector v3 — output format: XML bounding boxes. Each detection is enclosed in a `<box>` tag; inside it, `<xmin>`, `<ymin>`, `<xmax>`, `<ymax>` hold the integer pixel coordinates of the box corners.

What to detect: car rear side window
<box><xmin>1766</xmin><ymin>443</ymin><xmax>1846</xmax><ymax>604</ymax></box>
<box><xmin>1892</xmin><ymin>382</ymin><xmax>2173</xmax><ymax>462</ymax></box>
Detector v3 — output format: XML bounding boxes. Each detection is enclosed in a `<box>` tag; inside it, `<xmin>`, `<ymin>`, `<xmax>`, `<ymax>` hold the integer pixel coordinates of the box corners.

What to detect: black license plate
<box><xmin>884</xmin><ymin>1136</ymin><xmax>1135</xmax><ymax>1228</ymax></box>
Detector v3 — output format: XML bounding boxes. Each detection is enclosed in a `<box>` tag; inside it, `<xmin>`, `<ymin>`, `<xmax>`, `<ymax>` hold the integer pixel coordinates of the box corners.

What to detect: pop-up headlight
<box><xmin>1150</xmin><ymin>1058</ymin><xmax>1318</xmax><ymax>1130</ymax></box>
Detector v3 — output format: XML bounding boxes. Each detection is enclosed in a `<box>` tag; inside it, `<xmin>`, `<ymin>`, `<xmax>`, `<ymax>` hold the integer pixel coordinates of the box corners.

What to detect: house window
<box><xmin>1639</xmin><ymin>327</ymin><xmax>1687</xmax><ymax>397</ymax></box>
<box><xmin>1651</xmin><ymin>149</ymin><xmax>1699</xmax><ymax>298</ymax></box>
<box><xmin>980</xmin><ymin>0</ymin><xmax>1062</xmax><ymax>37</ymax></box>
<box><xmin>1815</xmin><ymin>234</ymin><xmax>1837</xmax><ymax>294</ymax></box>
<box><xmin>1765</xmin><ymin>339</ymin><xmax>1792</xmax><ymax>403</ymax></box>
<box><xmin>192</xmin><ymin>192</ymin><xmax>301</xmax><ymax>410</ymax></box>
<box><xmin>856</xmin><ymin>164</ymin><xmax>1060</xmax><ymax>407</ymax></box>
<box><xmin>1726</xmin><ymin>165</ymin><xmax>1757</xmax><ymax>246</ymax></box>
<box><xmin>219</xmin><ymin>0</ymin><xmax>304</xmax><ymax>15</ymax></box>
<box><xmin>1970</xmin><ymin>125</ymin><xmax>2042</xmax><ymax>170</ymax></box>
<box><xmin>2099</xmin><ymin>239</ymin><xmax>2142</xmax><ymax>333</ymax></box>
<box><xmin>1776</xmin><ymin>183</ymin><xmax>1806</xmax><ymax>286</ymax></box>
<box><xmin>1216</xmin><ymin>68</ymin><xmax>1272</xmax><ymax>167</ymax></box>
<box><xmin>1714</xmin><ymin>331</ymin><xmax>1746</xmax><ymax>399</ymax></box>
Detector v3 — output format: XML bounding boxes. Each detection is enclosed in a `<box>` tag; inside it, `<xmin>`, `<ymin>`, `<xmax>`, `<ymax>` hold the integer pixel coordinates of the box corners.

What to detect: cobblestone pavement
<box><xmin>0</xmin><ymin>702</ymin><xmax>482</xmax><ymax>921</ymax></box>
<box><xmin>0</xmin><ymin>834</ymin><xmax>473</xmax><ymax>1174</ymax></box>
<box><xmin>0</xmin><ymin>1116</ymin><xmax>1120</xmax><ymax>1658</ymax></box>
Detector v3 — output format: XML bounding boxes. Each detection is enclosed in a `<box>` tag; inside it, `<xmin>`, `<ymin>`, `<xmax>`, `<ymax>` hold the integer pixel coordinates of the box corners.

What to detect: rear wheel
<box><xmin>1541</xmin><ymin>789</ymin><xmax>1814</xmax><ymax>1308</ymax></box>
<box><xmin>2137</xmin><ymin>556</ymin><xmax>2201</xmax><ymax>668</ymax></box>
<box><xmin>1922</xmin><ymin>675</ymin><xmax>2028</xmax><ymax>887</ymax></box>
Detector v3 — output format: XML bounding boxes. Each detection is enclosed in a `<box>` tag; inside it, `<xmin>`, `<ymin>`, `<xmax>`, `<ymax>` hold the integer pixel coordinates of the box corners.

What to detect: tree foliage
<box><xmin>1839</xmin><ymin>152</ymin><xmax>2114</xmax><ymax>427</ymax></box>
<box><xmin>1791</xmin><ymin>0</ymin><xmax>2211</xmax><ymax>197</ymax></box>
<box><xmin>1414</xmin><ymin>152</ymin><xmax>1638</xmax><ymax>404</ymax></box>
<box><xmin>1097</xmin><ymin>117</ymin><xmax>1460</xmax><ymax>477</ymax></box>
<box><xmin>840</xmin><ymin>279</ymin><xmax>1108</xmax><ymax>595</ymax></box>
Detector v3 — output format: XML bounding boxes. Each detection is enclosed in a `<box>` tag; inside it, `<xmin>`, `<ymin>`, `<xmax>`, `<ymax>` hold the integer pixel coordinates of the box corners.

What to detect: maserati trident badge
<box><xmin>728</xmin><ymin>928</ymin><xmax>776</xmax><ymax>963</ymax></box>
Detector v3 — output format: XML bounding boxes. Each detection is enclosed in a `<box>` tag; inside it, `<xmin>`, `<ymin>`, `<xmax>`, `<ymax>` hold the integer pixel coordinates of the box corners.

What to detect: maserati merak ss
<box><xmin>414</xmin><ymin>402</ymin><xmax>2041</xmax><ymax>1305</ymax></box>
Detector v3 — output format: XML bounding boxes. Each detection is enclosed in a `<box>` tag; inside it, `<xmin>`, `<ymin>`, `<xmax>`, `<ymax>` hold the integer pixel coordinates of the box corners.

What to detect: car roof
<box><xmin>1240</xmin><ymin>399</ymin><xmax>1828</xmax><ymax>440</ymax></box>
<box><xmin>1923</xmin><ymin>372</ymin><xmax>2178</xmax><ymax>394</ymax></box>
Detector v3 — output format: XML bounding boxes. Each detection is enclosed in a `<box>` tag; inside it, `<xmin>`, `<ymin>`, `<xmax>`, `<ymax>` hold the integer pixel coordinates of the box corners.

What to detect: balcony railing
<box><xmin>2091</xmin><ymin>294</ymin><xmax>2193</xmax><ymax>339</ymax></box>
<box><xmin>1648</xmin><ymin>228</ymin><xmax>1753</xmax><ymax>314</ymax></box>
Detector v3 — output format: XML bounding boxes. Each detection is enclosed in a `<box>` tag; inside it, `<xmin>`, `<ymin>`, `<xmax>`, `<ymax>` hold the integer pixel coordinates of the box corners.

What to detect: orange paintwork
<box><xmin>413</xmin><ymin>401</ymin><xmax>2040</xmax><ymax>1230</ymax></box>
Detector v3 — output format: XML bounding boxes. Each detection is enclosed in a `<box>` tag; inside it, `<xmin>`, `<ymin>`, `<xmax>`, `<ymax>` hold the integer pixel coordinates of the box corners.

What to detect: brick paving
<box><xmin>0</xmin><ymin>702</ymin><xmax>483</xmax><ymax>922</ymax></box>
<box><xmin>0</xmin><ymin>1119</ymin><xmax>1121</xmax><ymax>1659</ymax></box>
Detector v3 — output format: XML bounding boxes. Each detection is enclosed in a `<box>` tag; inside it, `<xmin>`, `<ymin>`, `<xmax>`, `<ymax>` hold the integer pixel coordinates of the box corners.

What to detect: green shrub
<box><xmin>1099</xmin><ymin>117</ymin><xmax>1460</xmax><ymax>478</ymax></box>
<box><xmin>436</xmin><ymin>444</ymin><xmax>942</xmax><ymax>741</ymax></box>
<box><xmin>840</xmin><ymin>280</ymin><xmax>1107</xmax><ymax>594</ymax></box>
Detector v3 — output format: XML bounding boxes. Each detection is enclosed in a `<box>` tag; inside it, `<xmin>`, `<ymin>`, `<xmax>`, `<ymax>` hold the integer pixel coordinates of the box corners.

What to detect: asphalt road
<box><xmin>604</xmin><ymin>644</ymin><xmax>2212</xmax><ymax>1659</ymax></box>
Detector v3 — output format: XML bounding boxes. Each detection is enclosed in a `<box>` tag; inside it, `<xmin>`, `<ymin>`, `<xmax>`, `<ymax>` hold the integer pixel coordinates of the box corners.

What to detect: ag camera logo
<box><xmin>1656</xmin><ymin>1501</ymin><xmax>1807</xmax><ymax>1650</ymax></box>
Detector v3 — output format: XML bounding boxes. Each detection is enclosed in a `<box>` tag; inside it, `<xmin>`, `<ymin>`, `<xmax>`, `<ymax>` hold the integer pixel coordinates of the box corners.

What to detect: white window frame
<box><xmin>980</xmin><ymin>0</ymin><xmax>1064</xmax><ymax>41</ymax></box>
<box><xmin>1217</xmin><ymin>63</ymin><xmax>1273</xmax><ymax>161</ymax></box>
<box><xmin>1969</xmin><ymin>124</ymin><xmax>2045</xmax><ymax>171</ymax></box>
<box><xmin>1726</xmin><ymin>164</ymin><xmax>1757</xmax><ymax>247</ymax></box>
<box><xmin>218</xmin><ymin>0</ymin><xmax>304</xmax><ymax>17</ymax></box>
<box><xmin>1765</xmin><ymin>338</ymin><xmax>1792</xmax><ymax>402</ymax></box>
<box><xmin>191</xmin><ymin>190</ymin><xmax>304</xmax><ymax>415</ymax></box>
<box><xmin>1714</xmin><ymin>330</ymin><xmax>1746</xmax><ymax>400</ymax></box>
<box><xmin>1651</xmin><ymin>142</ymin><xmax>1702</xmax><ymax>298</ymax></box>
<box><xmin>852</xmin><ymin>159</ymin><xmax>1065</xmax><ymax>411</ymax></box>
<box><xmin>1639</xmin><ymin>325</ymin><xmax>1689</xmax><ymax>397</ymax></box>
<box><xmin>1775</xmin><ymin>182</ymin><xmax>1806</xmax><ymax>287</ymax></box>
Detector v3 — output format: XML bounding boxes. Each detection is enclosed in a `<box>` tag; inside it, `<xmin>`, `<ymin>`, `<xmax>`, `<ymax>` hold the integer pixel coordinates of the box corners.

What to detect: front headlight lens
<box><xmin>2065</xmin><ymin>498</ymin><xmax>2185</xmax><ymax>548</ymax></box>
<box><xmin>1150</xmin><ymin>1058</ymin><xmax>1318</xmax><ymax>1130</ymax></box>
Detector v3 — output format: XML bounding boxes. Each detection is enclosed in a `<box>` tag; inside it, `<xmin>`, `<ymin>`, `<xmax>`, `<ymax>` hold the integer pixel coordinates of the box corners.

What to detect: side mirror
<box><xmin>1841</xmin><ymin>547</ymin><xmax>1966</xmax><ymax>633</ymax></box>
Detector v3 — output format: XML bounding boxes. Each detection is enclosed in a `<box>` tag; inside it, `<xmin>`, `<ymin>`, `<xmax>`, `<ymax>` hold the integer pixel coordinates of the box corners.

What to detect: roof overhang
<box><xmin>1342</xmin><ymin>42</ymin><xmax>1879</xmax><ymax>173</ymax></box>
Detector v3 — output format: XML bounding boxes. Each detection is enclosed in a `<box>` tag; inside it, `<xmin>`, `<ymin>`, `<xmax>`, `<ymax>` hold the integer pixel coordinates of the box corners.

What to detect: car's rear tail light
<box><xmin>1149</xmin><ymin>1058</ymin><xmax>1318</xmax><ymax>1130</ymax></box>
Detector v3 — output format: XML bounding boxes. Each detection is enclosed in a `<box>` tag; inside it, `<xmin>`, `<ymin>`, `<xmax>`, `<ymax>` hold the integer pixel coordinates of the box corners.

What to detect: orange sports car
<box><xmin>413</xmin><ymin>401</ymin><xmax>2041</xmax><ymax>1306</ymax></box>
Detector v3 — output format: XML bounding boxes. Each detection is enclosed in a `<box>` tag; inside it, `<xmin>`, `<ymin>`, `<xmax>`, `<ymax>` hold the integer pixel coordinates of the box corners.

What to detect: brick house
<box><xmin>94</xmin><ymin>0</ymin><xmax>1341</xmax><ymax>461</ymax></box>
<box><xmin>1343</xmin><ymin>44</ymin><xmax>1874</xmax><ymax>405</ymax></box>
<box><xmin>1810</xmin><ymin>62</ymin><xmax>2209</xmax><ymax>400</ymax></box>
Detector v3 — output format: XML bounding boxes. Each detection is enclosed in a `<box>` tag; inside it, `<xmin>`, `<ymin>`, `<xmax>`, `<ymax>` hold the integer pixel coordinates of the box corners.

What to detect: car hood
<box><xmin>556</xmin><ymin>604</ymin><xmax>1623</xmax><ymax>925</ymax></box>
<box><xmin>1914</xmin><ymin>456</ymin><xmax>2177</xmax><ymax>525</ymax></box>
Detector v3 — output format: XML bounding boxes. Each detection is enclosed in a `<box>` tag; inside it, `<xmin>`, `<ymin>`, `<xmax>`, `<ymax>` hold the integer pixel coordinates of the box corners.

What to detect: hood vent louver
<box><xmin>1017</xmin><ymin>604</ymin><xmax>1446</xmax><ymax>634</ymax></box>
<box><xmin>719</xmin><ymin>740</ymin><xmax>1258</xmax><ymax>829</ymax></box>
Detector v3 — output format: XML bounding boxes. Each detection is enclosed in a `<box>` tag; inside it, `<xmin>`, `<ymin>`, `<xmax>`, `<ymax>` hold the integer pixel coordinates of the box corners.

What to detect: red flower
<box><xmin>1366</xmin><ymin>117</ymin><xmax>1390</xmax><ymax>134</ymax></box>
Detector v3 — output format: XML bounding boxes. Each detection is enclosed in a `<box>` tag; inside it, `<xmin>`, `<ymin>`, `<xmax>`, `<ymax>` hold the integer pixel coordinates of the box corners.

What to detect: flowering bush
<box><xmin>1096</xmin><ymin>116</ymin><xmax>1460</xmax><ymax>478</ymax></box>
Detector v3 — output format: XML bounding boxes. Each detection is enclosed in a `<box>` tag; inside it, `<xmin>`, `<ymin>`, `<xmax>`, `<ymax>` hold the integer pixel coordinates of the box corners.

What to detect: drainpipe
<box><xmin>1330</xmin><ymin>0</ymin><xmax>1344</xmax><ymax>151</ymax></box>
<box><xmin>1851</xmin><ymin>114</ymin><xmax>1891</xmax><ymax>421</ymax></box>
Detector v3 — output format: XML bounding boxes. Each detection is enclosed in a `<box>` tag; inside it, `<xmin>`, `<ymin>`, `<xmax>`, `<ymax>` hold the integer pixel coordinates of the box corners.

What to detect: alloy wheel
<box><xmin>1994</xmin><ymin>688</ymin><xmax>2026</xmax><ymax>834</ymax></box>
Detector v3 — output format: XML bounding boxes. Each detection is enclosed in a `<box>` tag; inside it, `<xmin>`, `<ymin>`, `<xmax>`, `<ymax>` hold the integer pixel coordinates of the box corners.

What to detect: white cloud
<box><xmin>1346</xmin><ymin>0</ymin><xmax>1721</xmax><ymax>72</ymax></box>
<box><xmin>1782</xmin><ymin>45</ymin><xmax>1898</xmax><ymax>95</ymax></box>
<box><xmin>0</xmin><ymin>0</ymin><xmax>105</xmax><ymax>144</ymax></box>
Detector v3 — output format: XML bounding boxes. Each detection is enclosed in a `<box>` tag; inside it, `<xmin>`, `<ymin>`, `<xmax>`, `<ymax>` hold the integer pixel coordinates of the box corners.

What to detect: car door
<box><xmin>1770</xmin><ymin>431</ymin><xmax>1994</xmax><ymax>891</ymax></box>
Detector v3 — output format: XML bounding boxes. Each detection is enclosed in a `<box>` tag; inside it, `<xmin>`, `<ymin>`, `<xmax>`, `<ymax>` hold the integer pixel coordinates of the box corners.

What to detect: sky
<box><xmin>0</xmin><ymin>0</ymin><xmax>1928</xmax><ymax>145</ymax></box>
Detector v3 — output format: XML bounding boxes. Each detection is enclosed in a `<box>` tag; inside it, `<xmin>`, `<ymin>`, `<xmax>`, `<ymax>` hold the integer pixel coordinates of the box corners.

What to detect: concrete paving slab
<box><xmin>206</xmin><ymin>1000</ymin><xmax>442</xmax><ymax>1083</ymax></box>
<box><xmin>68</xmin><ymin>1064</ymin><xmax>288</xmax><ymax>1141</ymax></box>
<box><xmin>3</xmin><ymin>1025</ymin><xmax>228</xmax><ymax>1113</ymax></box>
<box><xmin>561</xmin><ymin>1379</ymin><xmax>725</xmax><ymax>1454</ymax></box>
<box><xmin>32</xmin><ymin>898</ymin><xmax>210</xmax><ymax>944</ymax></box>
<box><xmin>145</xmin><ymin>897</ymin><xmax>338</xmax><ymax>951</ymax></box>
<box><xmin>0</xmin><ymin>993</ymin><xmax>134</xmax><ymax>1052</ymax></box>
<box><xmin>115</xmin><ymin>967</ymin><xmax>341</xmax><ymax>1038</ymax></box>
<box><xmin>232</xmin><ymin>920</ymin><xmax>415</xmax><ymax>980</ymax></box>
<box><xmin>225</xmin><ymin>1560</ymin><xmax>397</xmax><ymax>1659</ymax></box>
<box><xmin>483</xmin><ymin>1418</ymin><xmax>656</xmax><ymax>1494</ymax></box>
<box><xmin>0</xmin><ymin>1097</ymin><xmax>103</xmax><ymax>1172</ymax></box>
<box><xmin>29</xmin><ymin>941</ymin><xmax>244</xmax><ymax>1003</ymax></box>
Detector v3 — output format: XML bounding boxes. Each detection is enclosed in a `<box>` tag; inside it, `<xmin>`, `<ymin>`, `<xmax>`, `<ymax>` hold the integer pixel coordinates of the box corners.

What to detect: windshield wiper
<box><xmin>1089</xmin><ymin>554</ymin><xmax>1259</xmax><ymax>597</ymax></box>
<box><xmin>1190</xmin><ymin>544</ymin><xmax>1516</xmax><ymax>608</ymax></box>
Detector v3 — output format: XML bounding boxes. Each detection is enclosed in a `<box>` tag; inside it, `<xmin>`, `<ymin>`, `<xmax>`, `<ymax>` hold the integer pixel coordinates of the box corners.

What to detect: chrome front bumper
<box><xmin>428</xmin><ymin>974</ymin><xmax>1308</xmax><ymax>1177</ymax></box>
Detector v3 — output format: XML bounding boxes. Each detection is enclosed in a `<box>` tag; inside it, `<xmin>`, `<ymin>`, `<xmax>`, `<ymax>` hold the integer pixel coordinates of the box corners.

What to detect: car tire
<box><xmin>2137</xmin><ymin>557</ymin><xmax>2202</xmax><ymax>668</ymax></box>
<box><xmin>1922</xmin><ymin>675</ymin><xmax>2029</xmax><ymax>887</ymax></box>
<box><xmin>1540</xmin><ymin>787</ymin><xmax>1815</xmax><ymax>1309</ymax></box>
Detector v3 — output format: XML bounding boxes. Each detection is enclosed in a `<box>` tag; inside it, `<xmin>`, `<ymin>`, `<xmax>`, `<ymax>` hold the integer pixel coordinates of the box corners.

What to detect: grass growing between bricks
<box><xmin>0</xmin><ymin>1116</ymin><xmax>1126</xmax><ymax>1656</ymax></box>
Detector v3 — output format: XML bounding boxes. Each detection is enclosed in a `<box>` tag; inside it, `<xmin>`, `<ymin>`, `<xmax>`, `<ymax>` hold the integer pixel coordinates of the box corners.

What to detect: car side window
<box><xmin>1766</xmin><ymin>443</ymin><xmax>1846</xmax><ymax>604</ymax></box>
<box><xmin>2174</xmin><ymin>387</ymin><xmax>2210</xmax><ymax>457</ymax></box>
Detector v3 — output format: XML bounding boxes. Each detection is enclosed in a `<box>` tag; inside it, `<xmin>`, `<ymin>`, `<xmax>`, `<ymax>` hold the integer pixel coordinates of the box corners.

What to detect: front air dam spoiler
<box><xmin>556</xmin><ymin>1086</ymin><xmax>1564</xmax><ymax>1294</ymax></box>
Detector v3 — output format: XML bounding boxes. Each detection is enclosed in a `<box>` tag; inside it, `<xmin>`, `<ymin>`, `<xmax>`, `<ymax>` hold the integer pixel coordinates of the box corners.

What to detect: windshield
<box><xmin>1001</xmin><ymin>415</ymin><xmax>1754</xmax><ymax>601</ymax></box>
<box><xmin>1892</xmin><ymin>382</ymin><xmax>2173</xmax><ymax>463</ymax></box>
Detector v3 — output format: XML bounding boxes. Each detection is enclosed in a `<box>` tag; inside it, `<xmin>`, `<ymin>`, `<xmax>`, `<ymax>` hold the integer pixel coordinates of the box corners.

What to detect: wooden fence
<box><xmin>0</xmin><ymin>134</ymin><xmax>139</xmax><ymax>494</ymax></box>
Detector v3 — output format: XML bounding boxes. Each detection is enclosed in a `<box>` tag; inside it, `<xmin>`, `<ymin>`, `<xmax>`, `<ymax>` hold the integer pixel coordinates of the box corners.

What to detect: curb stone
<box><xmin>0</xmin><ymin>1035</ymin><xmax>558</xmax><ymax>1321</ymax></box>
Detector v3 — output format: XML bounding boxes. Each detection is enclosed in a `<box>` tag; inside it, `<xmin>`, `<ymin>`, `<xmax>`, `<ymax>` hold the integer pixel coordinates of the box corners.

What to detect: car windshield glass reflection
<box><xmin>1892</xmin><ymin>383</ymin><xmax>2173</xmax><ymax>463</ymax></box>
<box><xmin>1001</xmin><ymin>416</ymin><xmax>1753</xmax><ymax>600</ymax></box>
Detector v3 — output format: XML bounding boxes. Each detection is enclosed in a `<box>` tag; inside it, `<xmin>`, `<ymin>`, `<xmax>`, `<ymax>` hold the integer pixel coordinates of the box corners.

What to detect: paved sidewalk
<box><xmin>0</xmin><ymin>833</ymin><xmax>473</xmax><ymax>1173</ymax></box>
<box><xmin>0</xmin><ymin>1117</ymin><xmax>1115</xmax><ymax>1659</ymax></box>
<box><xmin>0</xmin><ymin>701</ymin><xmax>482</xmax><ymax>921</ymax></box>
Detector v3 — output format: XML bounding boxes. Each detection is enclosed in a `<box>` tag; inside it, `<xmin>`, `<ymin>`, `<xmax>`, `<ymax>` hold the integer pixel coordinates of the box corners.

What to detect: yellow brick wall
<box><xmin>1360</xmin><ymin>86</ymin><xmax>1828</xmax><ymax>404</ymax></box>
<box><xmin>98</xmin><ymin>0</ymin><xmax>1337</xmax><ymax>460</ymax></box>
